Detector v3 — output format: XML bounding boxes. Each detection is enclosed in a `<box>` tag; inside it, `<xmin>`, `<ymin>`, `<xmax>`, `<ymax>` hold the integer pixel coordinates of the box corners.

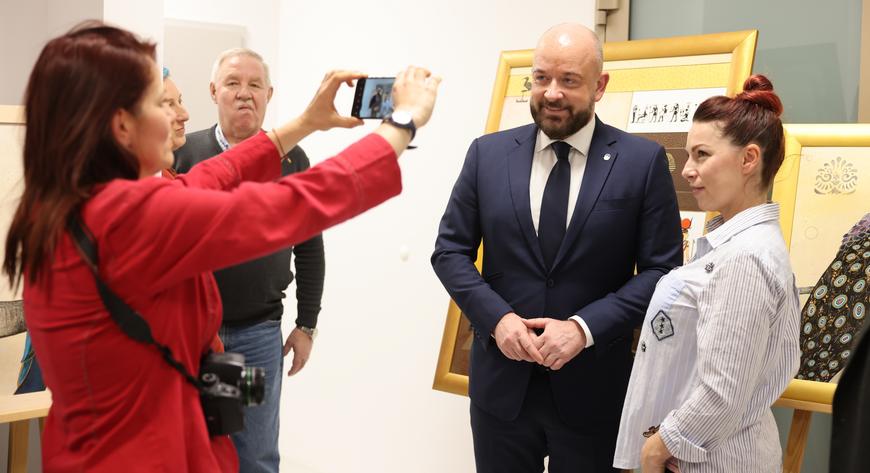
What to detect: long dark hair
<box><xmin>3</xmin><ymin>22</ymin><xmax>156</xmax><ymax>286</ymax></box>
<box><xmin>692</xmin><ymin>74</ymin><xmax>785</xmax><ymax>188</ymax></box>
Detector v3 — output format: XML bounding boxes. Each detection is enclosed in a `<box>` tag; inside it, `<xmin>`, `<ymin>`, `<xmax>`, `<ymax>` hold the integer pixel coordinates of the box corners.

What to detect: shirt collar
<box><xmin>536</xmin><ymin>116</ymin><xmax>596</xmax><ymax>157</ymax></box>
<box><xmin>701</xmin><ymin>202</ymin><xmax>781</xmax><ymax>250</ymax></box>
<box><xmin>215</xmin><ymin>124</ymin><xmax>230</xmax><ymax>151</ymax></box>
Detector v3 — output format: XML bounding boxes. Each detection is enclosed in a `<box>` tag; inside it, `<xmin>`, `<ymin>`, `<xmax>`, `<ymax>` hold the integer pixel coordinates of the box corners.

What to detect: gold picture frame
<box><xmin>770</xmin><ymin>123</ymin><xmax>870</xmax><ymax>412</ymax></box>
<box><xmin>766</xmin><ymin>125</ymin><xmax>870</xmax><ymax>470</ymax></box>
<box><xmin>433</xmin><ymin>30</ymin><xmax>759</xmax><ymax>396</ymax></box>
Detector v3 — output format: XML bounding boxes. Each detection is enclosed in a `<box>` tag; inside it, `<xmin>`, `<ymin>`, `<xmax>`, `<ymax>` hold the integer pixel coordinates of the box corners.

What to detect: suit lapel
<box><xmin>507</xmin><ymin>125</ymin><xmax>546</xmax><ymax>271</ymax></box>
<box><xmin>551</xmin><ymin>117</ymin><xmax>618</xmax><ymax>271</ymax></box>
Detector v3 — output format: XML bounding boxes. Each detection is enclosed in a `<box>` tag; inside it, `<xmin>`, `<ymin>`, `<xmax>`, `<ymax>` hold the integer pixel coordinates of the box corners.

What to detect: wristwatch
<box><xmin>296</xmin><ymin>325</ymin><xmax>318</xmax><ymax>340</ymax></box>
<box><xmin>383</xmin><ymin>110</ymin><xmax>416</xmax><ymax>141</ymax></box>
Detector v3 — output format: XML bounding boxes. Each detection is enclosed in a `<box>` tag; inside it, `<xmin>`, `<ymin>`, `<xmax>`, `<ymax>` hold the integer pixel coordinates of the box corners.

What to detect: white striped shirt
<box><xmin>614</xmin><ymin>203</ymin><xmax>800</xmax><ymax>472</ymax></box>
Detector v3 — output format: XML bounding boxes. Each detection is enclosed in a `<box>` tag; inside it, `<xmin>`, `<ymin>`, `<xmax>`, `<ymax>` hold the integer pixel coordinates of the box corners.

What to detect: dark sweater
<box><xmin>173</xmin><ymin>125</ymin><xmax>325</xmax><ymax>328</ymax></box>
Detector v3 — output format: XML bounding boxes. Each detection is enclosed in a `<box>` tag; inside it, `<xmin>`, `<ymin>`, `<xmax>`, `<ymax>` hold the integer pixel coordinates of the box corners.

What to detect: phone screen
<box><xmin>351</xmin><ymin>77</ymin><xmax>396</xmax><ymax>119</ymax></box>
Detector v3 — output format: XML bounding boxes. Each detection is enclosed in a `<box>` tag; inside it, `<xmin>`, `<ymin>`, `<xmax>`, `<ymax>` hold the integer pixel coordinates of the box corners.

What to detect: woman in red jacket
<box><xmin>2</xmin><ymin>22</ymin><xmax>438</xmax><ymax>473</ymax></box>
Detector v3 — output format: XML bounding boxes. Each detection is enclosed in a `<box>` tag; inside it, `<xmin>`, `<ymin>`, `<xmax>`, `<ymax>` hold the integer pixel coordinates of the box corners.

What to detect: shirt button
<box><xmin>547</xmin><ymin>279</ymin><xmax>555</xmax><ymax>288</ymax></box>
<box><xmin>640</xmin><ymin>341</ymin><xmax>646</xmax><ymax>352</ymax></box>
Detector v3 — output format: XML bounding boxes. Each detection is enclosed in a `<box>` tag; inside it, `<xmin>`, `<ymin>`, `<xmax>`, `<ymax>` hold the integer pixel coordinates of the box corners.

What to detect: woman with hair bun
<box><xmin>613</xmin><ymin>75</ymin><xmax>799</xmax><ymax>473</ymax></box>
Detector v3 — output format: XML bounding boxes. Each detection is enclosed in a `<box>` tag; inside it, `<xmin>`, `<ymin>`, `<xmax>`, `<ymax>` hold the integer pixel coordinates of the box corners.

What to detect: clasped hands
<box><xmin>493</xmin><ymin>312</ymin><xmax>586</xmax><ymax>370</ymax></box>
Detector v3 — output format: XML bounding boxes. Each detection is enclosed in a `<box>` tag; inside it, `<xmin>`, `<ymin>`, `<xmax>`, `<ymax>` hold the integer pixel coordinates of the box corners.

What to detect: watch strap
<box><xmin>383</xmin><ymin>114</ymin><xmax>416</xmax><ymax>141</ymax></box>
<box><xmin>297</xmin><ymin>325</ymin><xmax>317</xmax><ymax>339</ymax></box>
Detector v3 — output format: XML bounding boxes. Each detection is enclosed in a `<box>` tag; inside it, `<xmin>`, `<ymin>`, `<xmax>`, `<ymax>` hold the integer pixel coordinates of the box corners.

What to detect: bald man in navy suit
<box><xmin>432</xmin><ymin>24</ymin><xmax>682</xmax><ymax>472</ymax></box>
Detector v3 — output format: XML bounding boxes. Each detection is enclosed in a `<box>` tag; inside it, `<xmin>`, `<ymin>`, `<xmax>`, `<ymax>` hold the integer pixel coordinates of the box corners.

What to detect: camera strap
<box><xmin>67</xmin><ymin>215</ymin><xmax>203</xmax><ymax>391</ymax></box>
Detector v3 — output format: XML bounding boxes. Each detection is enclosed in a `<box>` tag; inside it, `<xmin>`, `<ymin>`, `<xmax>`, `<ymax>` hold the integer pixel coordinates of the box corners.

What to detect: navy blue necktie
<box><xmin>539</xmin><ymin>141</ymin><xmax>572</xmax><ymax>269</ymax></box>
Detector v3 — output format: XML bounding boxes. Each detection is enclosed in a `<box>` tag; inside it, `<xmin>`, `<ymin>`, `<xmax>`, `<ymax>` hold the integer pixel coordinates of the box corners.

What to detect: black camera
<box><xmin>199</xmin><ymin>352</ymin><xmax>266</xmax><ymax>436</ymax></box>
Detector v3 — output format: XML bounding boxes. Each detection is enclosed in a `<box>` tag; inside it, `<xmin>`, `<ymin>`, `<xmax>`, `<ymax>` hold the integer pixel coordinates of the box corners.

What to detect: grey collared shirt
<box><xmin>614</xmin><ymin>203</ymin><xmax>800</xmax><ymax>472</ymax></box>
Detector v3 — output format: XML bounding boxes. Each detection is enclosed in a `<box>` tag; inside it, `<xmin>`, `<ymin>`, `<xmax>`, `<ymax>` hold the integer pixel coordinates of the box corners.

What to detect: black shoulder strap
<box><xmin>67</xmin><ymin>215</ymin><xmax>203</xmax><ymax>390</ymax></box>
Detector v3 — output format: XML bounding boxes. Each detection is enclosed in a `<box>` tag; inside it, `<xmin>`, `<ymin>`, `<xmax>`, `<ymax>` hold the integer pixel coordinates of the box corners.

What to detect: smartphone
<box><xmin>351</xmin><ymin>77</ymin><xmax>396</xmax><ymax>119</ymax></box>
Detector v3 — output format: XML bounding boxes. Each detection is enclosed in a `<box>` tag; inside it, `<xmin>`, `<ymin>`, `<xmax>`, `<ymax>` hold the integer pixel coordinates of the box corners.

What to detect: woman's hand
<box><xmin>269</xmin><ymin>70</ymin><xmax>366</xmax><ymax>154</ymax></box>
<box><xmin>640</xmin><ymin>432</ymin><xmax>676</xmax><ymax>472</ymax></box>
<box><xmin>390</xmin><ymin>66</ymin><xmax>441</xmax><ymax>128</ymax></box>
<box><xmin>299</xmin><ymin>70</ymin><xmax>367</xmax><ymax>131</ymax></box>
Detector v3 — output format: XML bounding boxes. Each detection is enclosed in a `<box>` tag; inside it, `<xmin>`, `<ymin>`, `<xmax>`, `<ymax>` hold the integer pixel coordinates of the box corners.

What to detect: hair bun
<box><xmin>736</xmin><ymin>74</ymin><xmax>783</xmax><ymax>117</ymax></box>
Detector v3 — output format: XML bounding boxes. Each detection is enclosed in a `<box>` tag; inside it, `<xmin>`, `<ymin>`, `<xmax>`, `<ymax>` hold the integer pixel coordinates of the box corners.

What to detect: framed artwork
<box><xmin>774</xmin><ymin>125</ymin><xmax>870</xmax><ymax>290</ymax></box>
<box><xmin>0</xmin><ymin>105</ymin><xmax>25</xmax><ymax>302</ymax></box>
<box><xmin>770</xmin><ymin>124</ymin><xmax>870</xmax><ymax>409</ymax></box>
<box><xmin>433</xmin><ymin>30</ymin><xmax>759</xmax><ymax>395</ymax></box>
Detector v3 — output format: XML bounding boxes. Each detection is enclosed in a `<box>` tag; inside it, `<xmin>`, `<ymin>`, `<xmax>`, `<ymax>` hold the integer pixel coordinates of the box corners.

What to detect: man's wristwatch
<box><xmin>296</xmin><ymin>325</ymin><xmax>318</xmax><ymax>340</ymax></box>
<box><xmin>383</xmin><ymin>110</ymin><xmax>416</xmax><ymax>141</ymax></box>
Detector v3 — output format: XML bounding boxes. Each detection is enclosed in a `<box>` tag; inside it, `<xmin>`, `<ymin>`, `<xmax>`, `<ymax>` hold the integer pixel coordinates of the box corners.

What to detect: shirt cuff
<box><xmin>658</xmin><ymin>414</ymin><xmax>708</xmax><ymax>464</ymax></box>
<box><xmin>569</xmin><ymin>315</ymin><xmax>594</xmax><ymax>348</ymax></box>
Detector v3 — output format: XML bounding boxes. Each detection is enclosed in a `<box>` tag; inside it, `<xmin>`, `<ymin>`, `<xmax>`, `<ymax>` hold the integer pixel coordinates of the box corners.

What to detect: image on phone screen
<box><xmin>352</xmin><ymin>77</ymin><xmax>396</xmax><ymax>119</ymax></box>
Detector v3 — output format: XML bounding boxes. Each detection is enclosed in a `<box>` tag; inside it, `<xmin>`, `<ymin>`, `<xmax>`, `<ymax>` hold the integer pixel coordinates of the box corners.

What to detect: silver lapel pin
<box><xmin>603</xmin><ymin>153</ymin><xmax>611</xmax><ymax>161</ymax></box>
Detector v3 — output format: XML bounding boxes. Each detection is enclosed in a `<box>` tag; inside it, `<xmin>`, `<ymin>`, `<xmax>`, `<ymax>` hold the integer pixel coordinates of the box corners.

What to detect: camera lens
<box><xmin>241</xmin><ymin>367</ymin><xmax>265</xmax><ymax>406</ymax></box>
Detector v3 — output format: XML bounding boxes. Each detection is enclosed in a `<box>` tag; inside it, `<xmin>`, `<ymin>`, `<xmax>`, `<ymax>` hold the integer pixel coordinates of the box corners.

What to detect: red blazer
<box><xmin>25</xmin><ymin>132</ymin><xmax>400</xmax><ymax>473</ymax></box>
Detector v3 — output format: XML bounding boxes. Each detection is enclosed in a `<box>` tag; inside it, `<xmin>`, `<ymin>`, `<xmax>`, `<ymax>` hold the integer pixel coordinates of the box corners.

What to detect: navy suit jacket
<box><xmin>432</xmin><ymin>118</ymin><xmax>682</xmax><ymax>428</ymax></box>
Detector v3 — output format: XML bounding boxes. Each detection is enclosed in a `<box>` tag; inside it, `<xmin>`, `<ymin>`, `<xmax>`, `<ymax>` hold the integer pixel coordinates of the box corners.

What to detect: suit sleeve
<box><xmin>578</xmin><ymin>145</ymin><xmax>682</xmax><ymax>351</ymax></box>
<box><xmin>431</xmin><ymin>139</ymin><xmax>514</xmax><ymax>339</ymax></box>
<box><xmin>287</xmin><ymin>148</ymin><xmax>326</xmax><ymax>328</ymax></box>
<box><xmin>93</xmin><ymin>133</ymin><xmax>400</xmax><ymax>300</ymax></box>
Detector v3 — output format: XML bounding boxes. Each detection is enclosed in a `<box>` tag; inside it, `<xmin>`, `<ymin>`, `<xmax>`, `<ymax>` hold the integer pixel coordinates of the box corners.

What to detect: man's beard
<box><xmin>530</xmin><ymin>98</ymin><xmax>593</xmax><ymax>140</ymax></box>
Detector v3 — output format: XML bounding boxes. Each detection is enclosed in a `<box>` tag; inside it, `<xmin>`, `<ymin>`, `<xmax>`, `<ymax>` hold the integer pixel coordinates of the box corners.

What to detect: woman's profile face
<box><xmin>163</xmin><ymin>77</ymin><xmax>189</xmax><ymax>151</ymax></box>
<box><xmin>682</xmin><ymin>121</ymin><xmax>751</xmax><ymax>220</ymax></box>
<box><xmin>124</xmin><ymin>65</ymin><xmax>176</xmax><ymax>177</ymax></box>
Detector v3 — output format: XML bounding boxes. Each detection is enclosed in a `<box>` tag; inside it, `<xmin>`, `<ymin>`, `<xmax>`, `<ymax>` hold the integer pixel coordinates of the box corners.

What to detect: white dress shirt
<box><xmin>613</xmin><ymin>203</ymin><xmax>800</xmax><ymax>472</ymax></box>
<box><xmin>531</xmin><ymin>120</ymin><xmax>596</xmax><ymax>347</ymax></box>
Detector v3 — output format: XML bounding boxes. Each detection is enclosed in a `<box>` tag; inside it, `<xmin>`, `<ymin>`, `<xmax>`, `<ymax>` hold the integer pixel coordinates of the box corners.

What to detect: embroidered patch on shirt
<box><xmin>651</xmin><ymin>310</ymin><xmax>675</xmax><ymax>341</ymax></box>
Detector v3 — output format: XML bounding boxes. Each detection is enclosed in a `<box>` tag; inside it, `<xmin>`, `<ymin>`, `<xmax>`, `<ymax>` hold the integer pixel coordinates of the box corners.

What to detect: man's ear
<box><xmin>110</xmin><ymin>108</ymin><xmax>135</xmax><ymax>151</ymax></box>
<box><xmin>594</xmin><ymin>71</ymin><xmax>609</xmax><ymax>102</ymax></box>
<box><xmin>210</xmin><ymin>82</ymin><xmax>217</xmax><ymax>104</ymax></box>
<box><xmin>266</xmin><ymin>86</ymin><xmax>274</xmax><ymax>103</ymax></box>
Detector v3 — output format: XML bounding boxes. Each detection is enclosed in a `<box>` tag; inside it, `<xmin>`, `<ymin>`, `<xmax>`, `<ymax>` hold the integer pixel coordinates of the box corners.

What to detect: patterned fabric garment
<box><xmin>798</xmin><ymin>213</ymin><xmax>870</xmax><ymax>381</ymax></box>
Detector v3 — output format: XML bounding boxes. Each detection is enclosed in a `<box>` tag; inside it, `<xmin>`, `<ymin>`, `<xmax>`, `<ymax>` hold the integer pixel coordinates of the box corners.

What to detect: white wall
<box><xmin>273</xmin><ymin>2</ymin><xmax>595</xmax><ymax>472</ymax></box>
<box><xmin>0</xmin><ymin>0</ymin><xmax>110</xmax><ymax>105</ymax></box>
<box><xmin>1</xmin><ymin>0</ymin><xmax>596</xmax><ymax>471</ymax></box>
<box><xmin>103</xmin><ymin>0</ymin><xmax>165</xmax><ymax>63</ymax></box>
<box><xmin>5</xmin><ymin>2</ymin><xmax>600</xmax><ymax>471</ymax></box>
